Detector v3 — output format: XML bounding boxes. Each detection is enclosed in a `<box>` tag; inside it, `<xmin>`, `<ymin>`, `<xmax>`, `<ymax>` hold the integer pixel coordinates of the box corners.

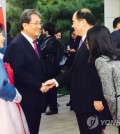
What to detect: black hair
<box><xmin>20</xmin><ymin>9</ymin><xmax>41</xmax><ymax>30</ymax></box>
<box><xmin>43</xmin><ymin>22</ymin><xmax>55</xmax><ymax>36</ymax></box>
<box><xmin>86</xmin><ymin>26</ymin><xmax>120</xmax><ymax>63</ymax></box>
<box><xmin>76</xmin><ymin>9</ymin><xmax>95</xmax><ymax>25</ymax></box>
<box><xmin>55</xmin><ymin>29</ymin><xmax>61</xmax><ymax>34</ymax></box>
<box><xmin>113</xmin><ymin>17</ymin><xmax>120</xmax><ymax>29</ymax></box>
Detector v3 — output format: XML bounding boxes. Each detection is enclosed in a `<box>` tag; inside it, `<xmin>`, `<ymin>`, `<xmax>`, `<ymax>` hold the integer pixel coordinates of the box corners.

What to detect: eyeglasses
<box><xmin>29</xmin><ymin>22</ymin><xmax>43</xmax><ymax>26</ymax></box>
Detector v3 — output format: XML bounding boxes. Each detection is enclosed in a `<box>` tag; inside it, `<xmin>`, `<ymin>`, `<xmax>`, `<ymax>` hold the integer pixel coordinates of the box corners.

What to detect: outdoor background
<box><xmin>7</xmin><ymin>0</ymin><xmax>104</xmax><ymax>95</ymax></box>
<box><xmin>7</xmin><ymin>0</ymin><xmax>104</xmax><ymax>41</ymax></box>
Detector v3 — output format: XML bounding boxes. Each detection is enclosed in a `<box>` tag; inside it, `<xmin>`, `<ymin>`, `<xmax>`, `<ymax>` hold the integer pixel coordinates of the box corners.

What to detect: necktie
<box><xmin>33</xmin><ymin>40</ymin><xmax>40</xmax><ymax>58</ymax></box>
<box><xmin>78</xmin><ymin>39</ymin><xmax>83</xmax><ymax>50</ymax></box>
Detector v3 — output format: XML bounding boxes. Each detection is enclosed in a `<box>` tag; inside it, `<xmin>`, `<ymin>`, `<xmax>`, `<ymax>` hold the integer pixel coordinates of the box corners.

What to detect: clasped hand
<box><xmin>40</xmin><ymin>79</ymin><xmax>56</xmax><ymax>93</ymax></box>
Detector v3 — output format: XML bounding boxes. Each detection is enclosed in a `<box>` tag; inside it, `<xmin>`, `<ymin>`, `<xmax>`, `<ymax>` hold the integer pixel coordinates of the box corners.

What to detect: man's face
<box><xmin>72</xmin><ymin>12</ymin><xmax>85</xmax><ymax>37</ymax></box>
<box><xmin>23</xmin><ymin>14</ymin><xmax>42</xmax><ymax>39</ymax></box>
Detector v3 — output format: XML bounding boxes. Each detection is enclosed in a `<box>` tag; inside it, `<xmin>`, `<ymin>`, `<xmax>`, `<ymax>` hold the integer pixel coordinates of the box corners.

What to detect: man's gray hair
<box><xmin>20</xmin><ymin>9</ymin><xmax>41</xmax><ymax>30</ymax></box>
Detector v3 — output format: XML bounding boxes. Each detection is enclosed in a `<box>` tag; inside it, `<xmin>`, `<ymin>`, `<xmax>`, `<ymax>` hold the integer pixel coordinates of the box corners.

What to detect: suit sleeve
<box><xmin>55</xmin><ymin>65</ymin><xmax>73</xmax><ymax>87</ymax></box>
<box><xmin>89</xmin><ymin>64</ymin><xmax>104</xmax><ymax>101</ymax></box>
<box><xmin>4</xmin><ymin>43</ymin><xmax>42</xmax><ymax>91</ymax></box>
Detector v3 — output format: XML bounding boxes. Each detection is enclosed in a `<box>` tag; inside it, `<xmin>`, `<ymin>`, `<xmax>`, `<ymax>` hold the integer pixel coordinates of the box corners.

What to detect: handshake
<box><xmin>40</xmin><ymin>79</ymin><xmax>57</xmax><ymax>93</ymax></box>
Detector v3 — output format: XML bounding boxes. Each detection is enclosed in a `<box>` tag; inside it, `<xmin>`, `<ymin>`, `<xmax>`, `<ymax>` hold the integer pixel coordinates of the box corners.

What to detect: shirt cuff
<box><xmin>53</xmin><ymin>79</ymin><xmax>59</xmax><ymax>87</ymax></box>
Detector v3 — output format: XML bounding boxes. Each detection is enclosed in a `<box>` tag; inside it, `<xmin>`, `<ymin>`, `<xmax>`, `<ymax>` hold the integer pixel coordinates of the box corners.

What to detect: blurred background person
<box><xmin>112</xmin><ymin>17</ymin><xmax>120</xmax><ymax>31</ymax></box>
<box><xmin>41</xmin><ymin>22</ymin><xmax>62</xmax><ymax>115</ymax></box>
<box><xmin>111</xmin><ymin>17</ymin><xmax>120</xmax><ymax>48</ymax></box>
<box><xmin>55</xmin><ymin>29</ymin><xmax>62</xmax><ymax>40</ymax></box>
<box><xmin>64</xmin><ymin>28</ymin><xmax>81</xmax><ymax>109</ymax></box>
<box><xmin>7</xmin><ymin>20</ymin><xmax>13</xmax><ymax>46</ymax></box>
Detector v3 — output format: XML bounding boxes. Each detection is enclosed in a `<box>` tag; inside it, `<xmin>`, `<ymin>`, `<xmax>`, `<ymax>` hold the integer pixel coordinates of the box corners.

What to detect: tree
<box><xmin>7</xmin><ymin>0</ymin><xmax>104</xmax><ymax>40</ymax></box>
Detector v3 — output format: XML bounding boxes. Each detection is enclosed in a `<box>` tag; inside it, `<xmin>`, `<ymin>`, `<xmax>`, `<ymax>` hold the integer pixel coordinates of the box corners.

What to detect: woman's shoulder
<box><xmin>96</xmin><ymin>55</ymin><xmax>110</xmax><ymax>62</ymax></box>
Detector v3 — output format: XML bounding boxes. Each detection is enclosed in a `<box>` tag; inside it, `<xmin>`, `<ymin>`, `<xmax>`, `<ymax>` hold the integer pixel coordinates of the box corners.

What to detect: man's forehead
<box><xmin>30</xmin><ymin>14</ymin><xmax>41</xmax><ymax>20</ymax></box>
<box><xmin>72</xmin><ymin>12</ymin><xmax>77</xmax><ymax>20</ymax></box>
<box><xmin>80</xmin><ymin>8</ymin><xmax>91</xmax><ymax>13</ymax></box>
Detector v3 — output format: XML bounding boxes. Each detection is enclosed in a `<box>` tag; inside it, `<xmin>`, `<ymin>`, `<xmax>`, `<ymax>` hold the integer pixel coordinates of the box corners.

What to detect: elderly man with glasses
<box><xmin>4</xmin><ymin>9</ymin><xmax>48</xmax><ymax>134</ymax></box>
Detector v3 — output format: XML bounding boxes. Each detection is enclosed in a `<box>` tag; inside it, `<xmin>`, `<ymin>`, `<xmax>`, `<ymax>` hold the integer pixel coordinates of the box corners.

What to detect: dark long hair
<box><xmin>87</xmin><ymin>26</ymin><xmax>120</xmax><ymax>63</ymax></box>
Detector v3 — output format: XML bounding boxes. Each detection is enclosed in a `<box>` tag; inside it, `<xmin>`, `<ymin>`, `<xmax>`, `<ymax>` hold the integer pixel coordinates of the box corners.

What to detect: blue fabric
<box><xmin>0</xmin><ymin>58</ymin><xmax>16</xmax><ymax>101</ymax></box>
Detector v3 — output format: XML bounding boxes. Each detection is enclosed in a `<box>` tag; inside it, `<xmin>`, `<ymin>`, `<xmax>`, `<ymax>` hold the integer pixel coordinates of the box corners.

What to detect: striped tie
<box><xmin>33</xmin><ymin>40</ymin><xmax>40</xmax><ymax>58</ymax></box>
<box><xmin>78</xmin><ymin>39</ymin><xmax>83</xmax><ymax>50</ymax></box>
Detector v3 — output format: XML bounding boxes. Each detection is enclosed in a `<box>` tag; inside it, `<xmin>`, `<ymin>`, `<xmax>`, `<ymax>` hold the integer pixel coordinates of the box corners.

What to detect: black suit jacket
<box><xmin>56</xmin><ymin>41</ymin><xmax>104</xmax><ymax>113</ymax></box>
<box><xmin>111</xmin><ymin>30</ymin><xmax>120</xmax><ymax>48</ymax></box>
<box><xmin>4</xmin><ymin>33</ymin><xmax>46</xmax><ymax>112</ymax></box>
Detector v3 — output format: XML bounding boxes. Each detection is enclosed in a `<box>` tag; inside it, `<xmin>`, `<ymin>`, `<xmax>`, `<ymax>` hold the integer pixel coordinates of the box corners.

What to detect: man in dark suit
<box><xmin>41</xmin><ymin>8</ymin><xmax>111</xmax><ymax>134</ymax></box>
<box><xmin>4</xmin><ymin>9</ymin><xmax>48</xmax><ymax>134</ymax></box>
<box><xmin>41</xmin><ymin>22</ymin><xmax>62</xmax><ymax>115</ymax></box>
<box><xmin>111</xmin><ymin>17</ymin><xmax>120</xmax><ymax>48</ymax></box>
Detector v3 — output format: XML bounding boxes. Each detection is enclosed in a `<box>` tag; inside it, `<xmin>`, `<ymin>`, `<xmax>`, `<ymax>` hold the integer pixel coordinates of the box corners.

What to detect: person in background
<box><xmin>112</xmin><ymin>17</ymin><xmax>120</xmax><ymax>31</ymax></box>
<box><xmin>41</xmin><ymin>22</ymin><xmax>62</xmax><ymax>115</ymax></box>
<box><xmin>55</xmin><ymin>29</ymin><xmax>65</xmax><ymax>72</ymax></box>
<box><xmin>4</xmin><ymin>9</ymin><xmax>48</xmax><ymax>134</ymax></box>
<box><xmin>65</xmin><ymin>28</ymin><xmax>81</xmax><ymax>70</ymax></box>
<box><xmin>111</xmin><ymin>17</ymin><xmax>120</xmax><ymax>48</ymax></box>
<box><xmin>55</xmin><ymin>29</ymin><xmax>63</xmax><ymax>57</ymax></box>
<box><xmin>55</xmin><ymin>29</ymin><xmax>62</xmax><ymax>40</ymax></box>
<box><xmin>65</xmin><ymin>28</ymin><xmax>80</xmax><ymax>109</ymax></box>
<box><xmin>41</xmin><ymin>8</ymin><xmax>112</xmax><ymax>134</ymax></box>
<box><xmin>37</xmin><ymin>27</ymin><xmax>46</xmax><ymax>46</ymax></box>
<box><xmin>0</xmin><ymin>23</ymin><xmax>29</xmax><ymax>134</ymax></box>
<box><xmin>7</xmin><ymin>21</ymin><xmax>13</xmax><ymax>46</ymax></box>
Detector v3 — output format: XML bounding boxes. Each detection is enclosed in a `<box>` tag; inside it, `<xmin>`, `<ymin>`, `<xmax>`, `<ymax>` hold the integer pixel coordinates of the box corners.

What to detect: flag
<box><xmin>0</xmin><ymin>1</ymin><xmax>5</xmax><ymax>28</ymax></box>
<box><xmin>0</xmin><ymin>0</ymin><xmax>6</xmax><ymax>54</ymax></box>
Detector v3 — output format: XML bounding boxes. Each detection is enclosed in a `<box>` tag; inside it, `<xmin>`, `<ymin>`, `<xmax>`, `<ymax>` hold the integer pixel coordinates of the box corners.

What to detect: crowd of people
<box><xmin>0</xmin><ymin>6</ymin><xmax>120</xmax><ymax>134</ymax></box>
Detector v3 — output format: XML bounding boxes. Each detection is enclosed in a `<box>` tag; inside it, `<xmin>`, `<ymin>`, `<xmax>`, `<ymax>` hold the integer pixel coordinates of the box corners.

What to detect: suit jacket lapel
<box><xmin>75</xmin><ymin>39</ymin><xmax>86</xmax><ymax>59</ymax></box>
<box><xmin>20</xmin><ymin>34</ymin><xmax>41</xmax><ymax>60</ymax></box>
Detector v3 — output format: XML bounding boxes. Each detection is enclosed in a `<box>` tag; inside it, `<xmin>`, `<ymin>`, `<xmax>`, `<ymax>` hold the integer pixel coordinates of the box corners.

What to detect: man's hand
<box><xmin>44</xmin><ymin>79</ymin><xmax>56</xmax><ymax>89</ymax></box>
<box><xmin>93</xmin><ymin>101</ymin><xmax>104</xmax><ymax>111</ymax></box>
<box><xmin>40</xmin><ymin>79</ymin><xmax>56</xmax><ymax>93</ymax></box>
<box><xmin>40</xmin><ymin>83</ymin><xmax>49</xmax><ymax>93</ymax></box>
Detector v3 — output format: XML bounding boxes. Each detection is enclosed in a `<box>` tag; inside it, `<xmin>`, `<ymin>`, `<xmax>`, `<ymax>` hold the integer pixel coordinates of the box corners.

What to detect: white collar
<box><xmin>81</xmin><ymin>34</ymin><xmax>86</xmax><ymax>42</ymax></box>
<box><xmin>21</xmin><ymin>32</ymin><xmax>34</xmax><ymax>48</ymax></box>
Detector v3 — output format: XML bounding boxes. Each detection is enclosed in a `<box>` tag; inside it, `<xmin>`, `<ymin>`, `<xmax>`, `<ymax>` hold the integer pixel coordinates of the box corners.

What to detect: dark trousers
<box><xmin>21</xmin><ymin>104</ymin><xmax>41</xmax><ymax>134</ymax></box>
<box><xmin>75</xmin><ymin>112</ymin><xmax>102</xmax><ymax>134</ymax></box>
<box><xmin>46</xmin><ymin>87</ymin><xmax>58</xmax><ymax>111</ymax></box>
<box><xmin>118</xmin><ymin>126</ymin><xmax>120</xmax><ymax>134</ymax></box>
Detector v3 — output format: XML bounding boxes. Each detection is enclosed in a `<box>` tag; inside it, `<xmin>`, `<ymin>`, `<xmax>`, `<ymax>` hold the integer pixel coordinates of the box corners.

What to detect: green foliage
<box><xmin>57</xmin><ymin>86</ymin><xmax>69</xmax><ymax>96</ymax></box>
<box><xmin>7</xmin><ymin>0</ymin><xmax>104</xmax><ymax>39</ymax></box>
<box><xmin>82</xmin><ymin>0</ymin><xmax>104</xmax><ymax>25</ymax></box>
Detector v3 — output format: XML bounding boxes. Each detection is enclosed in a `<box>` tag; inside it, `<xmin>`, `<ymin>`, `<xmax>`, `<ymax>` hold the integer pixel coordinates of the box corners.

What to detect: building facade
<box><xmin>104</xmin><ymin>0</ymin><xmax>120</xmax><ymax>32</ymax></box>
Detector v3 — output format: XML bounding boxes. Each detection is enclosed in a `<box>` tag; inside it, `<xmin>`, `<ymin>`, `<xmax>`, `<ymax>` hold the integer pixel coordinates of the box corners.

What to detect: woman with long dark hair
<box><xmin>86</xmin><ymin>25</ymin><xmax>120</xmax><ymax>134</ymax></box>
